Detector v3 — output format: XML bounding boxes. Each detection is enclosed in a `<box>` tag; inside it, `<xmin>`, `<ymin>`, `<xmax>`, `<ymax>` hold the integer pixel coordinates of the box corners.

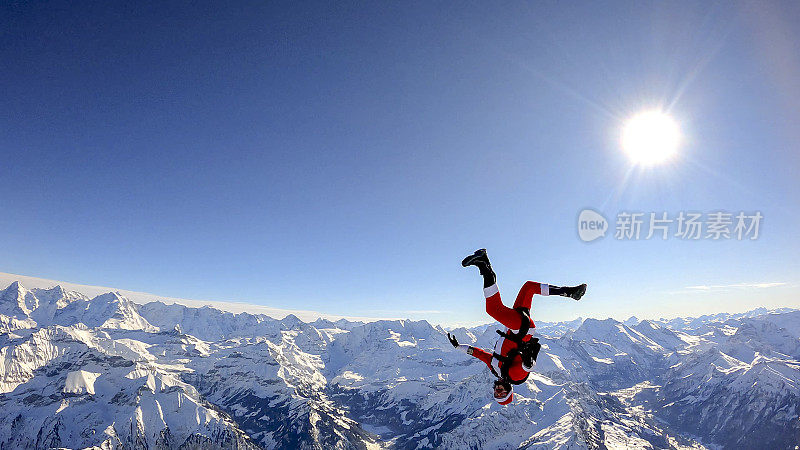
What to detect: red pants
<box><xmin>485</xmin><ymin>281</ymin><xmax>543</xmax><ymax>330</ymax></box>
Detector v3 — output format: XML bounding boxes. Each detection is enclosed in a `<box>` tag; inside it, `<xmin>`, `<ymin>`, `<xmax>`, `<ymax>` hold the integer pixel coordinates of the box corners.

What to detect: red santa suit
<box><xmin>458</xmin><ymin>281</ymin><xmax>549</xmax><ymax>384</ymax></box>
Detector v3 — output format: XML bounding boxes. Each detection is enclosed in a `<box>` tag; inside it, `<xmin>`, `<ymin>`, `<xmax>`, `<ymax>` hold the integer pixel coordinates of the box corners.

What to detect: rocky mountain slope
<box><xmin>1</xmin><ymin>281</ymin><xmax>798</xmax><ymax>449</ymax></box>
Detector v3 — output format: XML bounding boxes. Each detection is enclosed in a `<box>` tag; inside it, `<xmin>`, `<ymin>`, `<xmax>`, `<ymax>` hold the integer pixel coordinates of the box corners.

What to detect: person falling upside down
<box><xmin>447</xmin><ymin>249</ymin><xmax>586</xmax><ymax>405</ymax></box>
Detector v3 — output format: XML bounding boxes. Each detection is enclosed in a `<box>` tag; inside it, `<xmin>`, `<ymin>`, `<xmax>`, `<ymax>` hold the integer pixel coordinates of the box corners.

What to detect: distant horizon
<box><xmin>2</xmin><ymin>271</ymin><xmax>795</xmax><ymax>329</ymax></box>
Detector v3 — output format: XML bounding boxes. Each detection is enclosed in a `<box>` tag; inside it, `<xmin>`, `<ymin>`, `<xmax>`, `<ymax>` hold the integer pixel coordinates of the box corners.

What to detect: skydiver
<box><xmin>447</xmin><ymin>249</ymin><xmax>586</xmax><ymax>405</ymax></box>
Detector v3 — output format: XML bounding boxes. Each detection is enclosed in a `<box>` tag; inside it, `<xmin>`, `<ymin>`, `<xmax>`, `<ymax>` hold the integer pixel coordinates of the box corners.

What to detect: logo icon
<box><xmin>578</xmin><ymin>209</ymin><xmax>608</xmax><ymax>242</ymax></box>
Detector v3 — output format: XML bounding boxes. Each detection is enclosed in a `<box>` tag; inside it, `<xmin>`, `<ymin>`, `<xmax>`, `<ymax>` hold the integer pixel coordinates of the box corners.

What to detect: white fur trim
<box><xmin>493</xmin><ymin>337</ymin><xmax>504</xmax><ymax>355</ymax></box>
<box><xmin>541</xmin><ymin>283</ymin><xmax>549</xmax><ymax>296</ymax></box>
<box><xmin>483</xmin><ymin>284</ymin><xmax>499</xmax><ymax>297</ymax></box>
<box><xmin>491</xmin><ymin>355</ymin><xmax>502</xmax><ymax>374</ymax></box>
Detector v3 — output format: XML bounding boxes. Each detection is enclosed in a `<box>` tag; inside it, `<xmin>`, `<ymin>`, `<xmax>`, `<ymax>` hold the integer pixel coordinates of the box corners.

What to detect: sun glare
<box><xmin>621</xmin><ymin>111</ymin><xmax>680</xmax><ymax>165</ymax></box>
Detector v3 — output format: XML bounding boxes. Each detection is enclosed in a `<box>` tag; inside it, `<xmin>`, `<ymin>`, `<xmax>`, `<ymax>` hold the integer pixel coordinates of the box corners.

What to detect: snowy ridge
<box><xmin>0</xmin><ymin>281</ymin><xmax>798</xmax><ymax>449</ymax></box>
<box><xmin>0</xmin><ymin>272</ymin><xmax>382</xmax><ymax>323</ymax></box>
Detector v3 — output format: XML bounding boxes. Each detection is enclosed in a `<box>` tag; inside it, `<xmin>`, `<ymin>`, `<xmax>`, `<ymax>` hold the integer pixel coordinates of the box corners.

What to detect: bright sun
<box><xmin>621</xmin><ymin>111</ymin><xmax>680</xmax><ymax>165</ymax></box>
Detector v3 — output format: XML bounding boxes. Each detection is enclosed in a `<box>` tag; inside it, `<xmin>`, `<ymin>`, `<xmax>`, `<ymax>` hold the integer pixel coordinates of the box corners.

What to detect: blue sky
<box><xmin>2</xmin><ymin>1</ymin><xmax>799</xmax><ymax>325</ymax></box>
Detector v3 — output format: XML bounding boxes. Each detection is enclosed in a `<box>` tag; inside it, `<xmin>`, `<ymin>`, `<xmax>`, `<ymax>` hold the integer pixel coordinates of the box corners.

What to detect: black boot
<box><xmin>569</xmin><ymin>284</ymin><xmax>587</xmax><ymax>301</ymax></box>
<box><xmin>461</xmin><ymin>248</ymin><xmax>489</xmax><ymax>268</ymax></box>
<box><xmin>461</xmin><ymin>248</ymin><xmax>496</xmax><ymax>288</ymax></box>
<box><xmin>548</xmin><ymin>283</ymin><xmax>587</xmax><ymax>301</ymax></box>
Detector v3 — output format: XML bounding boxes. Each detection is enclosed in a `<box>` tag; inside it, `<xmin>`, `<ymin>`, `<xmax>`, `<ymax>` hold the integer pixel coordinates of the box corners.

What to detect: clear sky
<box><xmin>2</xmin><ymin>1</ymin><xmax>799</xmax><ymax>326</ymax></box>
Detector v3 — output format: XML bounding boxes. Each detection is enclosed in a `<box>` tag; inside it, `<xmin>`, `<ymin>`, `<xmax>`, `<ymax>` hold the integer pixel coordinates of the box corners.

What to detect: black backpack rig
<box><xmin>490</xmin><ymin>307</ymin><xmax>542</xmax><ymax>385</ymax></box>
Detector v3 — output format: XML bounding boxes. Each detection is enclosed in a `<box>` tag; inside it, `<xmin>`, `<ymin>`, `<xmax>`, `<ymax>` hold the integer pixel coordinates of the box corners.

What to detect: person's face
<box><xmin>493</xmin><ymin>383</ymin><xmax>509</xmax><ymax>399</ymax></box>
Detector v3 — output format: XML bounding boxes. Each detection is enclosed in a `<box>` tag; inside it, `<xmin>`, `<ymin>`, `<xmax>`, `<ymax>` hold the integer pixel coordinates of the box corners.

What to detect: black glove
<box><xmin>447</xmin><ymin>333</ymin><xmax>459</xmax><ymax>348</ymax></box>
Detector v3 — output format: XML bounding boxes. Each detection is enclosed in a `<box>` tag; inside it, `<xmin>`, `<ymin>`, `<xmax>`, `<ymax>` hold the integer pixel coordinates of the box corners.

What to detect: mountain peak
<box><xmin>52</xmin><ymin>284</ymin><xmax>67</xmax><ymax>296</ymax></box>
<box><xmin>0</xmin><ymin>281</ymin><xmax>38</xmax><ymax>317</ymax></box>
<box><xmin>282</xmin><ymin>313</ymin><xmax>303</xmax><ymax>325</ymax></box>
<box><xmin>80</xmin><ymin>291</ymin><xmax>157</xmax><ymax>331</ymax></box>
<box><xmin>623</xmin><ymin>316</ymin><xmax>640</xmax><ymax>326</ymax></box>
<box><xmin>1</xmin><ymin>281</ymin><xmax>26</xmax><ymax>300</ymax></box>
<box><xmin>91</xmin><ymin>291</ymin><xmax>126</xmax><ymax>303</ymax></box>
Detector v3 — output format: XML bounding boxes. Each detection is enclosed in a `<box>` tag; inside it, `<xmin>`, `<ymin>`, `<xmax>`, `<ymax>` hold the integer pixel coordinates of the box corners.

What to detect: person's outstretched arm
<box><xmin>447</xmin><ymin>333</ymin><xmax>493</xmax><ymax>367</ymax></box>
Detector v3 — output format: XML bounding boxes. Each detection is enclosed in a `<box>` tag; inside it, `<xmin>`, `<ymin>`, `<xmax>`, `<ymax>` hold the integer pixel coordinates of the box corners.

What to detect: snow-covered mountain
<box><xmin>1</xmin><ymin>281</ymin><xmax>798</xmax><ymax>449</ymax></box>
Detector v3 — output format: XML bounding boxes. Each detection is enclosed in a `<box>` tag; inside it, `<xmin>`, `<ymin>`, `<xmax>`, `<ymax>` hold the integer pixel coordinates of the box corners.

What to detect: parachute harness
<box><xmin>490</xmin><ymin>307</ymin><xmax>541</xmax><ymax>385</ymax></box>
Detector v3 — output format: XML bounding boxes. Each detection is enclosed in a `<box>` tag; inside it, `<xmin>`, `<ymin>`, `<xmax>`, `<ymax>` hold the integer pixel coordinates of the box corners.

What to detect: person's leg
<box><xmin>513</xmin><ymin>281</ymin><xmax>547</xmax><ymax>310</ymax></box>
<box><xmin>514</xmin><ymin>281</ymin><xmax>587</xmax><ymax>308</ymax></box>
<box><xmin>462</xmin><ymin>249</ymin><xmax>523</xmax><ymax>329</ymax></box>
<box><xmin>484</xmin><ymin>285</ymin><xmax>523</xmax><ymax>330</ymax></box>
